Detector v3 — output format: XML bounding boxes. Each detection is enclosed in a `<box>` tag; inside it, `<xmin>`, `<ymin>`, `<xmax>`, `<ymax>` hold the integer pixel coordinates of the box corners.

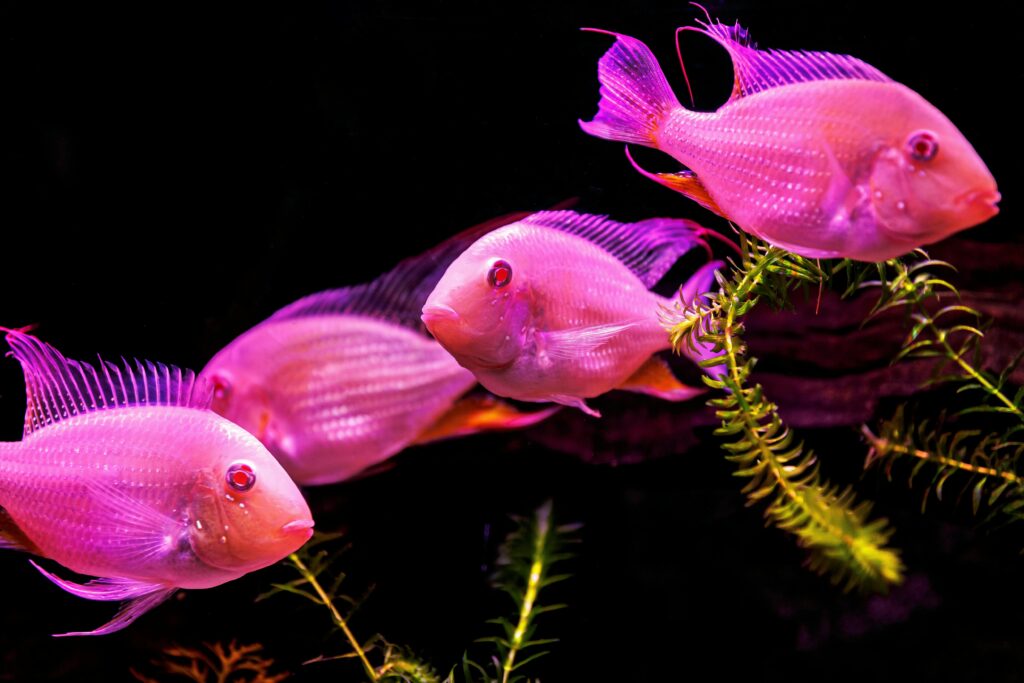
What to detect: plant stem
<box><xmin>862</xmin><ymin>425</ymin><xmax>1023</xmax><ymax>484</ymax></box>
<box><xmin>502</xmin><ymin>510</ymin><xmax>550</xmax><ymax>683</ymax></box>
<box><xmin>288</xmin><ymin>553</ymin><xmax>378</xmax><ymax>682</ymax></box>
<box><xmin>719</xmin><ymin>251</ymin><xmax>855</xmax><ymax>547</ymax></box>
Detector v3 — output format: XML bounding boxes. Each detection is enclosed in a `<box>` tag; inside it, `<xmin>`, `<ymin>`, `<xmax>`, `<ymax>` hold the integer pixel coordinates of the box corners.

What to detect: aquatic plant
<box><xmin>665</xmin><ymin>234</ymin><xmax>1023</xmax><ymax>590</ymax></box>
<box><xmin>130</xmin><ymin>641</ymin><xmax>288</xmax><ymax>683</ymax></box>
<box><xmin>665</xmin><ymin>233</ymin><xmax>904</xmax><ymax>592</ymax></box>
<box><xmin>859</xmin><ymin>258</ymin><xmax>1024</xmax><ymax>525</ymax></box>
<box><xmin>258</xmin><ymin>501</ymin><xmax>577</xmax><ymax>682</ymax></box>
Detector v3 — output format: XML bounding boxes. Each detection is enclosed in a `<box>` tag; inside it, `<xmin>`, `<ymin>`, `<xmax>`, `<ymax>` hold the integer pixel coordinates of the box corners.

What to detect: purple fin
<box><xmin>520</xmin><ymin>211</ymin><xmax>706</xmax><ymax>288</ymax></box>
<box><xmin>29</xmin><ymin>561</ymin><xmax>176</xmax><ymax>637</ymax></box>
<box><xmin>687</xmin><ymin>17</ymin><xmax>891</xmax><ymax>101</ymax></box>
<box><xmin>267</xmin><ymin>213</ymin><xmax>532</xmax><ymax>332</ymax></box>
<box><xmin>579</xmin><ymin>30</ymin><xmax>680</xmax><ymax>146</ymax></box>
<box><xmin>1</xmin><ymin>328</ymin><xmax>212</xmax><ymax>437</ymax></box>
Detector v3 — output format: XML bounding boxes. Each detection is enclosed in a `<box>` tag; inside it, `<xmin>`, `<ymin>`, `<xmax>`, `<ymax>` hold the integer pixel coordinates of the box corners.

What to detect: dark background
<box><xmin>1</xmin><ymin>1</ymin><xmax>1021</xmax><ymax>680</ymax></box>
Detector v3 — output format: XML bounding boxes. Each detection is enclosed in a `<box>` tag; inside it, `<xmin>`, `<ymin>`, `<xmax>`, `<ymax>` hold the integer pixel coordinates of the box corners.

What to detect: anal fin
<box><xmin>413</xmin><ymin>395</ymin><xmax>559</xmax><ymax>445</ymax></box>
<box><xmin>618</xmin><ymin>356</ymin><xmax>705</xmax><ymax>402</ymax></box>
<box><xmin>625</xmin><ymin>148</ymin><xmax>730</xmax><ymax>219</ymax></box>
<box><xmin>29</xmin><ymin>559</ymin><xmax>176</xmax><ymax>637</ymax></box>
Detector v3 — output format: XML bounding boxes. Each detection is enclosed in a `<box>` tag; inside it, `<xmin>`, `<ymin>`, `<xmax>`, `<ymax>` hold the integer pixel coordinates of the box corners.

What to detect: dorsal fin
<box><xmin>686</xmin><ymin>16</ymin><xmax>891</xmax><ymax>101</ymax></box>
<box><xmin>266</xmin><ymin>212</ymin><xmax>532</xmax><ymax>332</ymax></box>
<box><xmin>1</xmin><ymin>328</ymin><xmax>212</xmax><ymax>438</ymax></box>
<box><xmin>518</xmin><ymin>211</ymin><xmax>706</xmax><ymax>288</ymax></box>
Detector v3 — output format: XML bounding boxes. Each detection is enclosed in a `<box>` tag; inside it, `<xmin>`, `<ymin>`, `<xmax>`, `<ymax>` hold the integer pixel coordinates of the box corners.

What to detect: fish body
<box><xmin>0</xmin><ymin>329</ymin><xmax>313</xmax><ymax>636</ymax></box>
<box><xmin>581</xmin><ymin>18</ymin><xmax>999</xmax><ymax>261</ymax></box>
<box><xmin>202</xmin><ymin>314</ymin><xmax>477</xmax><ymax>485</ymax></box>
<box><xmin>422</xmin><ymin>211</ymin><xmax>719</xmax><ymax>416</ymax></box>
<box><xmin>200</xmin><ymin>216</ymin><xmax>556</xmax><ymax>485</ymax></box>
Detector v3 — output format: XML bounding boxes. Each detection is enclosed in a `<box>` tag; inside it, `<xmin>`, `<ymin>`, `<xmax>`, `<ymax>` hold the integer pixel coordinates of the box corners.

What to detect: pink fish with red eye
<box><xmin>0</xmin><ymin>328</ymin><xmax>313</xmax><ymax>637</ymax></box>
<box><xmin>199</xmin><ymin>214</ymin><xmax>558</xmax><ymax>486</ymax></box>
<box><xmin>580</xmin><ymin>11</ymin><xmax>999</xmax><ymax>262</ymax></box>
<box><xmin>422</xmin><ymin>211</ymin><xmax>723</xmax><ymax>417</ymax></box>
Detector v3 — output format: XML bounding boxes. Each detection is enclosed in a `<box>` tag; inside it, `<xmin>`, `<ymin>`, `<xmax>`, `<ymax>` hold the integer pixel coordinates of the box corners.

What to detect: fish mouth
<box><xmin>421</xmin><ymin>304</ymin><xmax>461</xmax><ymax>324</ymax></box>
<box><xmin>955</xmin><ymin>188</ymin><xmax>1001</xmax><ymax>215</ymax></box>
<box><xmin>281</xmin><ymin>519</ymin><xmax>315</xmax><ymax>539</ymax></box>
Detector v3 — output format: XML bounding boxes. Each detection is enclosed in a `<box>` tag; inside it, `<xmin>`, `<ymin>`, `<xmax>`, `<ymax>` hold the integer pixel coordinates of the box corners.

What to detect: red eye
<box><xmin>226</xmin><ymin>462</ymin><xmax>256</xmax><ymax>492</ymax></box>
<box><xmin>487</xmin><ymin>260</ymin><xmax>513</xmax><ymax>288</ymax></box>
<box><xmin>907</xmin><ymin>131</ymin><xmax>939</xmax><ymax>162</ymax></box>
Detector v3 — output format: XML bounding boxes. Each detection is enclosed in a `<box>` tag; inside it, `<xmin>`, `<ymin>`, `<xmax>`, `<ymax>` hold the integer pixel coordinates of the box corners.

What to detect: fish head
<box><xmin>200</xmin><ymin>350</ymin><xmax>276</xmax><ymax>448</ymax></box>
<box><xmin>188</xmin><ymin>425</ymin><xmax>313</xmax><ymax>574</ymax></box>
<box><xmin>421</xmin><ymin>230</ymin><xmax>531</xmax><ymax>373</ymax></box>
<box><xmin>869</xmin><ymin>104</ymin><xmax>999</xmax><ymax>246</ymax></box>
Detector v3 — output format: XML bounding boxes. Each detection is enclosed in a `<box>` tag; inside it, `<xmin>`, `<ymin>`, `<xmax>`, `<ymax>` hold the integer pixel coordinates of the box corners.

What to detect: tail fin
<box><xmin>579</xmin><ymin>30</ymin><xmax>681</xmax><ymax>147</ymax></box>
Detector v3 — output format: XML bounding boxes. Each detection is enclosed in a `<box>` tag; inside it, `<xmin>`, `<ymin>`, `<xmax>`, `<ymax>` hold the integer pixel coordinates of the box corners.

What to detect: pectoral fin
<box><xmin>541</xmin><ymin>321</ymin><xmax>640</xmax><ymax>361</ymax></box>
<box><xmin>625</xmin><ymin>148</ymin><xmax>730</xmax><ymax>219</ymax></box>
<box><xmin>618</xmin><ymin>356</ymin><xmax>705</xmax><ymax>402</ymax></box>
<box><xmin>412</xmin><ymin>396</ymin><xmax>560</xmax><ymax>445</ymax></box>
<box><xmin>29</xmin><ymin>559</ymin><xmax>176</xmax><ymax>637</ymax></box>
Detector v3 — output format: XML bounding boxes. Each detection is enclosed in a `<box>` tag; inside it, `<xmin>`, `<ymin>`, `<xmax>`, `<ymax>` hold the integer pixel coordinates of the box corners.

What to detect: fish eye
<box><xmin>487</xmin><ymin>259</ymin><xmax>513</xmax><ymax>288</ymax></box>
<box><xmin>226</xmin><ymin>462</ymin><xmax>256</xmax><ymax>492</ymax></box>
<box><xmin>906</xmin><ymin>130</ymin><xmax>939</xmax><ymax>162</ymax></box>
<box><xmin>210</xmin><ymin>373</ymin><xmax>232</xmax><ymax>402</ymax></box>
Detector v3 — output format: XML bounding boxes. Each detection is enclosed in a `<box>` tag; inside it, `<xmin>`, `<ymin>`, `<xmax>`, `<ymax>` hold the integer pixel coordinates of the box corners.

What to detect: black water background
<box><xmin>0</xmin><ymin>1</ymin><xmax>1021</xmax><ymax>680</ymax></box>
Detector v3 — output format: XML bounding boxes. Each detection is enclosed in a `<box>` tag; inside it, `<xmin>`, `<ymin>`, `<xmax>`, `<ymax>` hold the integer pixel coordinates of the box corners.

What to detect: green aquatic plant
<box><xmin>665</xmin><ymin>233</ymin><xmax>904</xmax><ymax>592</ymax></box>
<box><xmin>130</xmin><ymin>641</ymin><xmax>288</xmax><ymax>683</ymax></box>
<box><xmin>259</xmin><ymin>501</ymin><xmax>576</xmax><ymax>683</ymax></box>
<box><xmin>858</xmin><ymin>257</ymin><xmax>1024</xmax><ymax>527</ymax></box>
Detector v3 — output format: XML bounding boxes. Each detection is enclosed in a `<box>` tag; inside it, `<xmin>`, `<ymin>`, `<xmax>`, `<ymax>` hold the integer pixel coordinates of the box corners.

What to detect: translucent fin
<box><xmin>624</xmin><ymin>148</ymin><xmax>729</xmax><ymax>219</ymax></box>
<box><xmin>548</xmin><ymin>394</ymin><xmax>601</xmax><ymax>418</ymax></box>
<box><xmin>579</xmin><ymin>29</ymin><xmax>681</xmax><ymax>145</ymax></box>
<box><xmin>411</xmin><ymin>395</ymin><xmax>560</xmax><ymax>445</ymax></box>
<box><xmin>520</xmin><ymin>211</ymin><xmax>705</xmax><ymax>288</ymax></box>
<box><xmin>685</xmin><ymin>16</ymin><xmax>891</xmax><ymax>101</ymax></box>
<box><xmin>81</xmin><ymin>478</ymin><xmax>186</xmax><ymax>566</ymax></box>
<box><xmin>0</xmin><ymin>328</ymin><xmax>211</xmax><ymax>437</ymax></box>
<box><xmin>29</xmin><ymin>561</ymin><xmax>176</xmax><ymax>637</ymax></box>
<box><xmin>541</xmin><ymin>321</ymin><xmax>641</xmax><ymax>361</ymax></box>
<box><xmin>267</xmin><ymin>213</ymin><xmax>532</xmax><ymax>332</ymax></box>
<box><xmin>618</xmin><ymin>356</ymin><xmax>705</xmax><ymax>402</ymax></box>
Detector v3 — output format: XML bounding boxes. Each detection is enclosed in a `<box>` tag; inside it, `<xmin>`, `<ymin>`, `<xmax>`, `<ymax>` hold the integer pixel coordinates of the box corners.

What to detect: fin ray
<box><xmin>1</xmin><ymin>328</ymin><xmax>211</xmax><ymax>437</ymax></box>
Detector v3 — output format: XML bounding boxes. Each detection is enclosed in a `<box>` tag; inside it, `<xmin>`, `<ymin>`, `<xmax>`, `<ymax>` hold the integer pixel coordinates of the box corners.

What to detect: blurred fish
<box><xmin>422</xmin><ymin>211</ymin><xmax>721</xmax><ymax>417</ymax></box>
<box><xmin>200</xmin><ymin>216</ymin><xmax>556</xmax><ymax>486</ymax></box>
<box><xmin>580</xmin><ymin>12</ymin><xmax>999</xmax><ymax>261</ymax></box>
<box><xmin>0</xmin><ymin>328</ymin><xmax>313</xmax><ymax>636</ymax></box>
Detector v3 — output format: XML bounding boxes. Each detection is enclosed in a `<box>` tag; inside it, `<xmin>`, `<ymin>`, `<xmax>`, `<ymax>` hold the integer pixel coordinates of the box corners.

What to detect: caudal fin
<box><xmin>579</xmin><ymin>30</ymin><xmax>681</xmax><ymax>147</ymax></box>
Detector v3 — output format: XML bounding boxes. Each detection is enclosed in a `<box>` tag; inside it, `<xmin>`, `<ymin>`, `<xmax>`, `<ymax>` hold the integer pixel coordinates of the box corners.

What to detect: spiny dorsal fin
<box><xmin>519</xmin><ymin>211</ymin><xmax>706</xmax><ymax>288</ymax></box>
<box><xmin>266</xmin><ymin>212</ymin><xmax>532</xmax><ymax>332</ymax></box>
<box><xmin>688</xmin><ymin>16</ymin><xmax>892</xmax><ymax>101</ymax></box>
<box><xmin>2</xmin><ymin>328</ymin><xmax>212</xmax><ymax>438</ymax></box>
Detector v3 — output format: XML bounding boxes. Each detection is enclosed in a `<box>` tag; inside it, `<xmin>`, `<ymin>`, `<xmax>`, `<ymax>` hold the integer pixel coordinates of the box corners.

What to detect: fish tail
<box><xmin>579</xmin><ymin>30</ymin><xmax>681</xmax><ymax>147</ymax></box>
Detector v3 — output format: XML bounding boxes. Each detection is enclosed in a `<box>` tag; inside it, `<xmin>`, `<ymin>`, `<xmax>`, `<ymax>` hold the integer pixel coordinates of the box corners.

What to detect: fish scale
<box><xmin>0</xmin><ymin>329</ymin><xmax>313</xmax><ymax>636</ymax></box>
<box><xmin>581</xmin><ymin>17</ymin><xmax>998</xmax><ymax>261</ymax></box>
<box><xmin>422</xmin><ymin>211</ymin><xmax>718</xmax><ymax>416</ymax></box>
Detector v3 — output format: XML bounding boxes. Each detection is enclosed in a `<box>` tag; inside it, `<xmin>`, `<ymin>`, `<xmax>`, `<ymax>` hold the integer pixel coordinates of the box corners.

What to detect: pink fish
<box><xmin>0</xmin><ymin>328</ymin><xmax>313</xmax><ymax>636</ymax></box>
<box><xmin>580</xmin><ymin>13</ymin><xmax>999</xmax><ymax>262</ymax></box>
<box><xmin>421</xmin><ymin>211</ymin><xmax>721</xmax><ymax>417</ymax></box>
<box><xmin>200</xmin><ymin>217</ymin><xmax>556</xmax><ymax>486</ymax></box>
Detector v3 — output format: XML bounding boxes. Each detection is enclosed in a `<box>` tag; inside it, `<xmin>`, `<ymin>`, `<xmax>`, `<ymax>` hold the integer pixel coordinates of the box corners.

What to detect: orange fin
<box><xmin>0</xmin><ymin>507</ymin><xmax>41</xmax><ymax>554</ymax></box>
<box><xmin>625</xmin><ymin>147</ymin><xmax>730</xmax><ymax>219</ymax></box>
<box><xmin>413</xmin><ymin>395</ymin><xmax>559</xmax><ymax>445</ymax></box>
<box><xmin>619</xmin><ymin>356</ymin><xmax>705</xmax><ymax>402</ymax></box>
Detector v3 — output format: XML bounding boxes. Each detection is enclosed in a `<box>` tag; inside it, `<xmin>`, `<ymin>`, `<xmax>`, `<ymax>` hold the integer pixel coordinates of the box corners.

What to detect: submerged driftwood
<box><xmin>527</xmin><ymin>238</ymin><xmax>1024</xmax><ymax>465</ymax></box>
